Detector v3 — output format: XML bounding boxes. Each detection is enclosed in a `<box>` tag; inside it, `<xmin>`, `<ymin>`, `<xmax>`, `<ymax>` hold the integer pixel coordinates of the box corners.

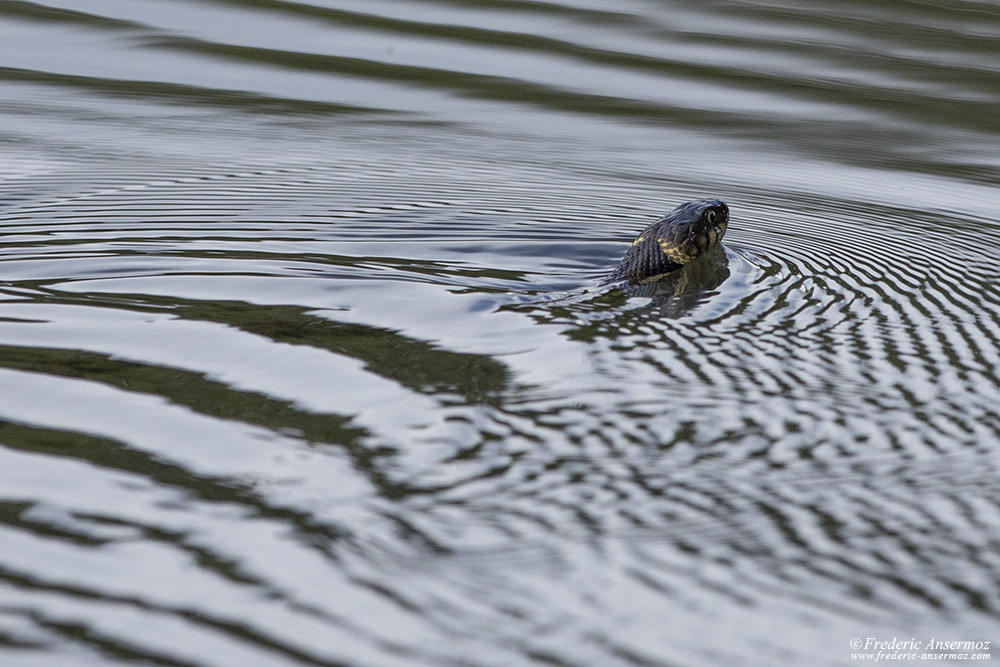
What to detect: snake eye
<box><xmin>705</xmin><ymin>210</ymin><xmax>716</xmax><ymax>224</ymax></box>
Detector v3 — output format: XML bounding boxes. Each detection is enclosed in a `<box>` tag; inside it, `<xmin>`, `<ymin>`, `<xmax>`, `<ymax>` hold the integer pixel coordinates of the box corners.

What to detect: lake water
<box><xmin>2</xmin><ymin>1</ymin><xmax>1000</xmax><ymax>665</ymax></box>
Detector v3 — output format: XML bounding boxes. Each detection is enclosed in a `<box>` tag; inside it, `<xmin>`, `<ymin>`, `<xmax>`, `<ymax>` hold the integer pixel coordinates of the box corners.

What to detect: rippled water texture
<box><xmin>2</xmin><ymin>1</ymin><xmax>1000</xmax><ymax>665</ymax></box>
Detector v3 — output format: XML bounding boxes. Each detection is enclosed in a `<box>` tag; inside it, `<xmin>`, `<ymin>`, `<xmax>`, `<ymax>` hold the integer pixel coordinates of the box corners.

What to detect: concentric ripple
<box><xmin>3</xmin><ymin>0</ymin><xmax>1000</xmax><ymax>665</ymax></box>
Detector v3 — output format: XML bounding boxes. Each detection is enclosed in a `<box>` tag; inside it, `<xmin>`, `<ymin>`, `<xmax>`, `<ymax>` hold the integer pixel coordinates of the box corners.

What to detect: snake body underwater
<box><xmin>606</xmin><ymin>198</ymin><xmax>729</xmax><ymax>285</ymax></box>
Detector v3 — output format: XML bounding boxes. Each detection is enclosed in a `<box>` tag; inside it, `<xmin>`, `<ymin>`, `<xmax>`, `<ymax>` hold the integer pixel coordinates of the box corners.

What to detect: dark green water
<box><xmin>2</xmin><ymin>1</ymin><xmax>1000</xmax><ymax>665</ymax></box>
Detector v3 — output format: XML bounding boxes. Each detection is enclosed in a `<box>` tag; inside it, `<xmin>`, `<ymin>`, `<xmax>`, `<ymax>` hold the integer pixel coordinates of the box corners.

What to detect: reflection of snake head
<box><xmin>606</xmin><ymin>199</ymin><xmax>729</xmax><ymax>285</ymax></box>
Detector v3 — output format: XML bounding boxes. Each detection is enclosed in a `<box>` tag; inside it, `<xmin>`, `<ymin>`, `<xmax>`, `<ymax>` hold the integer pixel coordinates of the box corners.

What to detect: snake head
<box><xmin>659</xmin><ymin>199</ymin><xmax>729</xmax><ymax>263</ymax></box>
<box><xmin>606</xmin><ymin>198</ymin><xmax>730</xmax><ymax>285</ymax></box>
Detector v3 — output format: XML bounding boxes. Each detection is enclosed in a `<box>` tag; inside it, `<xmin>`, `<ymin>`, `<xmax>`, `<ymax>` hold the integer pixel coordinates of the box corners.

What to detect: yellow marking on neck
<box><xmin>631</xmin><ymin>235</ymin><xmax>647</xmax><ymax>246</ymax></box>
<box><xmin>658</xmin><ymin>238</ymin><xmax>691</xmax><ymax>264</ymax></box>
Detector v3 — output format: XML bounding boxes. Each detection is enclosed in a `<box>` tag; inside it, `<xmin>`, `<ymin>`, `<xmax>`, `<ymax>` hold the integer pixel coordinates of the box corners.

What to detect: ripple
<box><xmin>3</xmin><ymin>0</ymin><xmax>1000</xmax><ymax>664</ymax></box>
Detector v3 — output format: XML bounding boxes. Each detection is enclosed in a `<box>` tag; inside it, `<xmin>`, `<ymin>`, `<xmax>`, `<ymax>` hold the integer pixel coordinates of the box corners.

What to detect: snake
<box><xmin>605</xmin><ymin>199</ymin><xmax>729</xmax><ymax>285</ymax></box>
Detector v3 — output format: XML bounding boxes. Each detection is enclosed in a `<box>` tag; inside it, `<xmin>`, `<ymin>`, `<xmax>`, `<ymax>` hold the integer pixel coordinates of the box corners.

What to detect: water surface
<box><xmin>2</xmin><ymin>1</ymin><xmax>1000</xmax><ymax>665</ymax></box>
